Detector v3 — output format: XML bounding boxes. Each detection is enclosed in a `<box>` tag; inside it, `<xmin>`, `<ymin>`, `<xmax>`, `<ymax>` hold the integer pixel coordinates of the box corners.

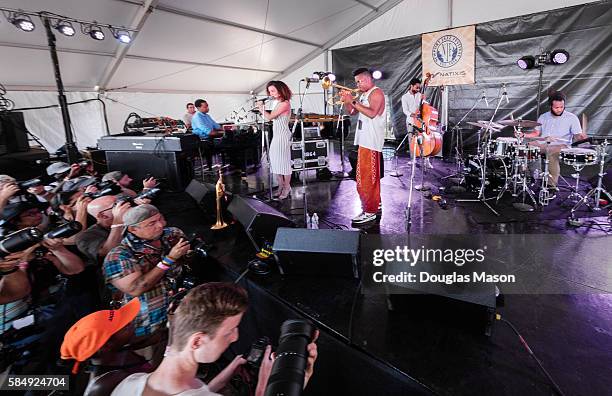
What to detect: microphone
<box><xmin>481</xmin><ymin>90</ymin><xmax>489</xmax><ymax>107</ymax></box>
<box><xmin>256</xmin><ymin>96</ymin><xmax>273</xmax><ymax>103</ymax></box>
<box><xmin>301</xmin><ymin>77</ymin><xmax>320</xmax><ymax>83</ymax></box>
<box><xmin>502</xmin><ymin>83</ymin><xmax>509</xmax><ymax>104</ymax></box>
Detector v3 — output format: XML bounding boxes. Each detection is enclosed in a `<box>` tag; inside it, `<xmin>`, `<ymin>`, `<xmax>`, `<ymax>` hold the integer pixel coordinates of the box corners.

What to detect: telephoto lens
<box><xmin>0</xmin><ymin>228</ymin><xmax>44</xmax><ymax>258</ymax></box>
<box><xmin>18</xmin><ymin>178</ymin><xmax>42</xmax><ymax>190</ymax></box>
<box><xmin>90</xmin><ymin>183</ymin><xmax>122</xmax><ymax>199</ymax></box>
<box><xmin>43</xmin><ymin>221</ymin><xmax>83</xmax><ymax>239</ymax></box>
<box><xmin>264</xmin><ymin>319</ymin><xmax>316</xmax><ymax>396</ymax></box>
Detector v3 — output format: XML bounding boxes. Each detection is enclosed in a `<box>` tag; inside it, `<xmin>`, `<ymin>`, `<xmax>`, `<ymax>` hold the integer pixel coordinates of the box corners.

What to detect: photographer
<box><xmin>102</xmin><ymin>171</ymin><xmax>158</xmax><ymax>198</ymax></box>
<box><xmin>76</xmin><ymin>196</ymin><xmax>132</xmax><ymax>267</ymax></box>
<box><xmin>111</xmin><ymin>282</ymin><xmax>318</xmax><ymax>395</ymax></box>
<box><xmin>0</xmin><ymin>175</ymin><xmax>51</xmax><ymax>213</ymax></box>
<box><xmin>48</xmin><ymin>191</ymin><xmax>92</xmax><ymax>244</ymax></box>
<box><xmin>103</xmin><ymin>204</ymin><xmax>189</xmax><ymax>354</ymax></box>
<box><xmin>0</xmin><ymin>202</ymin><xmax>49</xmax><ymax>238</ymax></box>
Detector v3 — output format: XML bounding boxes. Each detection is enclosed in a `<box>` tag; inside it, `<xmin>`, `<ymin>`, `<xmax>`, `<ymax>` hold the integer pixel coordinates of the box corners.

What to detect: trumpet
<box><xmin>321</xmin><ymin>76</ymin><xmax>360</xmax><ymax>106</ymax></box>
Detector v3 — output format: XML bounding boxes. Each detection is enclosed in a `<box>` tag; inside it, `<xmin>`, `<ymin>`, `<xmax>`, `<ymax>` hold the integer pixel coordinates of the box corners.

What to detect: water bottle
<box><xmin>312</xmin><ymin>213</ymin><xmax>319</xmax><ymax>229</ymax></box>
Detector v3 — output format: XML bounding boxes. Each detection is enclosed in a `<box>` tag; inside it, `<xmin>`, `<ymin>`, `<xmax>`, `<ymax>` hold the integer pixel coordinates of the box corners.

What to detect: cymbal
<box><xmin>498</xmin><ymin>119</ymin><xmax>541</xmax><ymax>128</ymax></box>
<box><xmin>478</xmin><ymin>120</ymin><xmax>505</xmax><ymax>130</ymax></box>
<box><xmin>524</xmin><ymin>136</ymin><xmax>567</xmax><ymax>143</ymax></box>
<box><xmin>467</xmin><ymin>121</ymin><xmax>501</xmax><ymax>131</ymax></box>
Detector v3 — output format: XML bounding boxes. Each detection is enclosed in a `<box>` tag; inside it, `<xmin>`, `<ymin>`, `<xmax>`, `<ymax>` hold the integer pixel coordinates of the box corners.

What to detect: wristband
<box><xmin>162</xmin><ymin>258</ymin><xmax>174</xmax><ymax>267</ymax></box>
<box><xmin>156</xmin><ymin>262</ymin><xmax>170</xmax><ymax>271</ymax></box>
<box><xmin>0</xmin><ymin>266</ymin><xmax>18</xmax><ymax>275</ymax></box>
<box><xmin>165</xmin><ymin>255</ymin><xmax>177</xmax><ymax>263</ymax></box>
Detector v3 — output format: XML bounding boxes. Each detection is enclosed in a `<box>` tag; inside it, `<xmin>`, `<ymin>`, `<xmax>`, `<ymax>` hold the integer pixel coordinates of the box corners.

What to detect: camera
<box><xmin>0</xmin><ymin>228</ymin><xmax>44</xmax><ymax>259</ymax></box>
<box><xmin>83</xmin><ymin>181</ymin><xmax>122</xmax><ymax>199</ymax></box>
<box><xmin>117</xmin><ymin>187</ymin><xmax>161</xmax><ymax>205</ymax></box>
<box><xmin>187</xmin><ymin>234</ymin><xmax>212</xmax><ymax>259</ymax></box>
<box><xmin>264</xmin><ymin>319</ymin><xmax>316</xmax><ymax>396</ymax></box>
<box><xmin>17</xmin><ymin>178</ymin><xmax>42</xmax><ymax>191</ymax></box>
<box><xmin>246</xmin><ymin>336</ymin><xmax>271</xmax><ymax>368</ymax></box>
<box><xmin>44</xmin><ymin>221</ymin><xmax>83</xmax><ymax>240</ymax></box>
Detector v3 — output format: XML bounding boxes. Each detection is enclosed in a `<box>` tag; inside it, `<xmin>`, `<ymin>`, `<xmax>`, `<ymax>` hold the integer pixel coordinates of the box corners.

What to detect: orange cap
<box><xmin>60</xmin><ymin>298</ymin><xmax>141</xmax><ymax>373</ymax></box>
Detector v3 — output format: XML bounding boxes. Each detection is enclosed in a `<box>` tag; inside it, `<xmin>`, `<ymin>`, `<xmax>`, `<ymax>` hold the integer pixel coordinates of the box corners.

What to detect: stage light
<box><xmin>550</xmin><ymin>49</ymin><xmax>569</xmax><ymax>65</ymax></box>
<box><xmin>10</xmin><ymin>14</ymin><xmax>35</xmax><ymax>32</ymax></box>
<box><xmin>112</xmin><ymin>28</ymin><xmax>132</xmax><ymax>44</ymax></box>
<box><xmin>55</xmin><ymin>20</ymin><xmax>75</xmax><ymax>36</ymax></box>
<box><xmin>372</xmin><ymin>70</ymin><xmax>382</xmax><ymax>80</ymax></box>
<box><xmin>517</xmin><ymin>56</ymin><xmax>535</xmax><ymax>70</ymax></box>
<box><xmin>89</xmin><ymin>27</ymin><xmax>105</xmax><ymax>40</ymax></box>
<box><xmin>327</xmin><ymin>73</ymin><xmax>336</xmax><ymax>82</ymax></box>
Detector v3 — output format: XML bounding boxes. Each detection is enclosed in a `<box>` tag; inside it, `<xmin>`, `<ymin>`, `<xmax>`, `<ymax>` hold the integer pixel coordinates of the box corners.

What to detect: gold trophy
<box><xmin>211</xmin><ymin>169</ymin><xmax>228</xmax><ymax>230</ymax></box>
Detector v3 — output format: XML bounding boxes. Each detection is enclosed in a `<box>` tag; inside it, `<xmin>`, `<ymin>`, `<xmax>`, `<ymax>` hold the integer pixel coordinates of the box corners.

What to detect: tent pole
<box><xmin>43</xmin><ymin>16</ymin><xmax>79</xmax><ymax>163</ymax></box>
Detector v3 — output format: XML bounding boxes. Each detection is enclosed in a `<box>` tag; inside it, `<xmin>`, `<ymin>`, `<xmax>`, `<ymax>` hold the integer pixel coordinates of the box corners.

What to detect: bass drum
<box><xmin>463</xmin><ymin>155</ymin><xmax>509</xmax><ymax>192</ymax></box>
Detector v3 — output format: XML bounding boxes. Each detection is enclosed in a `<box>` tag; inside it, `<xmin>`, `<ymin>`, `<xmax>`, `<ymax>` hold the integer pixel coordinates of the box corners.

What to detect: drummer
<box><xmin>523</xmin><ymin>90</ymin><xmax>587</xmax><ymax>192</ymax></box>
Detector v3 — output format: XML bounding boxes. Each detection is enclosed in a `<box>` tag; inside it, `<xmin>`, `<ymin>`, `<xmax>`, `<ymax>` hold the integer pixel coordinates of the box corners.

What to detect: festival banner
<box><xmin>421</xmin><ymin>25</ymin><xmax>475</xmax><ymax>86</ymax></box>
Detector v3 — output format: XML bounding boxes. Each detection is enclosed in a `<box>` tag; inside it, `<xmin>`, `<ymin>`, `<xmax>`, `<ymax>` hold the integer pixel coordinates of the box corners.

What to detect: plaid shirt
<box><xmin>103</xmin><ymin>227</ymin><xmax>185</xmax><ymax>337</ymax></box>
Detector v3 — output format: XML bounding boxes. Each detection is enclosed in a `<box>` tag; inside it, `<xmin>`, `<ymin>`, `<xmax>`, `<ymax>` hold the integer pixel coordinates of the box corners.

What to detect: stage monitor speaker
<box><xmin>228</xmin><ymin>196</ymin><xmax>294</xmax><ymax>251</ymax></box>
<box><xmin>185</xmin><ymin>179</ymin><xmax>233</xmax><ymax>221</ymax></box>
<box><xmin>105</xmin><ymin>150</ymin><xmax>193</xmax><ymax>191</ymax></box>
<box><xmin>0</xmin><ymin>112</ymin><xmax>30</xmax><ymax>152</ymax></box>
<box><xmin>273</xmin><ymin>228</ymin><xmax>361</xmax><ymax>278</ymax></box>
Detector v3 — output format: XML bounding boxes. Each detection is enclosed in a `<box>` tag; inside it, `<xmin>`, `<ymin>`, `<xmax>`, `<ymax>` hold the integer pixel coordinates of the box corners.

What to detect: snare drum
<box><xmin>510</xmin><ymin>145</ymin><xmax>540</xmax><ymax>161</ymax></box>
<box><xmin>559</xmin><ymin>148</ymin><xmax>598</xmax><ymax>166</ymax></box>
<box><xmin>488</xmin><ymin>137</ymin><xmax>518</xmax><ymax>158</ymax></box>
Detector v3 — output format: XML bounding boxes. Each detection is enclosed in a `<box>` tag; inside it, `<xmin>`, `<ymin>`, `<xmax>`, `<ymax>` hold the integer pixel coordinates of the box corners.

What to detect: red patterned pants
<box><xmin>356</xmin><ymin>146</ymin><xmax>381</xmax><ymax>213</ymax></box>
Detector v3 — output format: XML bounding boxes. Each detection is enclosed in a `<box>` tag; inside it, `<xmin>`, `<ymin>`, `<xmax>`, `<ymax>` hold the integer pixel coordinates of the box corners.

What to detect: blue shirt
<box><xmin>191</xmin><ymin>111</ymin><xmax>221</xmax><ymax>138</ymax></box>
<box><xmin>536</xmin><ymin>110</ymin><xmax>582</xmax><ymax>146</ymax></box>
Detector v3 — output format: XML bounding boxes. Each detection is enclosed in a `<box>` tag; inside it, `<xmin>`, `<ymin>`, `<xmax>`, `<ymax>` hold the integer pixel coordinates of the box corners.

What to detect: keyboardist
<box><xmin>191</xmin><ymin>99</ymin><xmax>224</xmax><ymax>170</ymax></box>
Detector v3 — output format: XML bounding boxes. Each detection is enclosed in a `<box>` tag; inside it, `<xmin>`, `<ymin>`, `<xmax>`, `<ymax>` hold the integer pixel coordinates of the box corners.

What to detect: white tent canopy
<box><xmin>0</xmin><ymin>0</ymin><xmax>597</xmax><ymax>151</ymax></box>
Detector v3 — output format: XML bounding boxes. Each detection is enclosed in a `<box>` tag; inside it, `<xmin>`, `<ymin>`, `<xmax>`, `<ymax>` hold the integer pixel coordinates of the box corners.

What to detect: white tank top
<box><xmin>354</xmin><ymin>86</ymin><xmax>386</xmax><ymax>152</ymax></box>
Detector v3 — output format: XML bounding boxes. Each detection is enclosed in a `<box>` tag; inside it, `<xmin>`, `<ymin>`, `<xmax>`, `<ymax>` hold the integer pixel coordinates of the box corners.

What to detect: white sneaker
<box><xmin>351</xmin><ymin>212</ymin><xmax>377</xmax><ymax>224</ymax></box>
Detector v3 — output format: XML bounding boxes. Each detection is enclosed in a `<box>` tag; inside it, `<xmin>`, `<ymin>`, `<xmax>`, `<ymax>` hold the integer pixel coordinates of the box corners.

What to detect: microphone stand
<box><xmin>334</xmin><ymin>106</ymin><xmax>349</xmax><ymax>177</ymax></box>
<box><xmin>257</xmin><ymin>98</ymin><xmax>274</xmax><ymax>201</ymax></box>
<box><xmin>291</xmin><ymin>81</ymin><xmax>311</xmax><ymax>226</ymax></box>
<box><xmin>442</xmin><ymin>93</ymin><xmax>485</xmax><ymax>183</ymax></box>
<box><xmin>456</xmin><ymin>86</ymin><xmax>505</xmax><ymax>216</ymax></box>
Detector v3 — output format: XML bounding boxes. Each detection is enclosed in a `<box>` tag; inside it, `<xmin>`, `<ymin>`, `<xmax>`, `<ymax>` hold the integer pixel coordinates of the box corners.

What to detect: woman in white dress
<box><xmin>257</xmin><ymin>81</ymin><xmax>293</xmax><ymax>199</ymax></box>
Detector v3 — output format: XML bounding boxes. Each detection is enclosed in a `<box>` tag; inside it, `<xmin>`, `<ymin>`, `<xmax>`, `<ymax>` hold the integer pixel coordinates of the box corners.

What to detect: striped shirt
<box><xmin>103</xmin><ymin>227</ymin><xmax>185</xmax><ymax>336</ymax></box>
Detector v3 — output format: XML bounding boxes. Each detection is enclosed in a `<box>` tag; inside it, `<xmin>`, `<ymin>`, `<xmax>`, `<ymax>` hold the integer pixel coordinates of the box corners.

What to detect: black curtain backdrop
<box><xmin>332</xmin><ymin>0</ymin><xmax>612</xmax><ymax>149</ymax></box>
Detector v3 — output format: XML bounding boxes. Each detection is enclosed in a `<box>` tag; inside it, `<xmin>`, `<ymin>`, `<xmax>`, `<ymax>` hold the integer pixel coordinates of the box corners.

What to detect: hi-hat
<box><xmin>498</xmin><ymin>119</ymin><xmax>541</xmax><ymax>128</ymax></box>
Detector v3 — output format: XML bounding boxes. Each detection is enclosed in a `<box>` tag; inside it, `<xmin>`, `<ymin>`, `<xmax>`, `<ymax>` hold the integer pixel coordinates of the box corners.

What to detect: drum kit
<box><xmin>458</xmin><ymin>118</ymin><xmax>611</xmax><ymax>215</ymax></box>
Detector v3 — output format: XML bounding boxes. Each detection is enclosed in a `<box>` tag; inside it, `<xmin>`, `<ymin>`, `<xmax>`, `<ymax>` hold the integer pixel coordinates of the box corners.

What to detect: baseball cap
<box><xmin>0</xmin><ymin>201</ymin><xmax>42</xmax><ymax>224</ymax></box>
<box><xmin>122</xmin><ymin>204</ymin><xmax>160</xmax><ymax>227</ymax></box>
<box><xmin>61</xmin><ymin>176</ymin><xmax>98</xmax><ymax>192</ymax></box>
<box><xmin>101</xmin><ymin>171</ymin><xmax>124</xmax><ymax>183</ymax></box>
<box><xmin>46</xmin><ymin>162</ymin><xmax>71</xmax><ymax>176</ymax></box>
<box><xmin>60</xmin><ymin>298</ymin><xmax>141</xmax><ymax>374</ymax></box>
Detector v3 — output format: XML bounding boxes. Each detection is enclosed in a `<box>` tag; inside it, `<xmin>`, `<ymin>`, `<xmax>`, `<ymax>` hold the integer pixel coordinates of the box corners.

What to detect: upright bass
<box><xmin>409</xmin><ymin>72</ymin><xmax>443</xmax><ymax>157</ymax></box>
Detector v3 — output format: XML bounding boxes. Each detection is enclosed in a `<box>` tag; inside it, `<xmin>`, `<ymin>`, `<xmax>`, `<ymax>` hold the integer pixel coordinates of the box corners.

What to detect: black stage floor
<box><xmin>157</xmin><ymin>142</ymin><xmax>611</xmax><ymax>396</ymax></box>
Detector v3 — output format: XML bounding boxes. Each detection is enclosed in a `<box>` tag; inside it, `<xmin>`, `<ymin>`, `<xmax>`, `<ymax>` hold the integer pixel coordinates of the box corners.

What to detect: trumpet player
<box><xmin>340</xmin><ymin>68</ymin><xmax>386</xmax><ymax>225</ymax></box>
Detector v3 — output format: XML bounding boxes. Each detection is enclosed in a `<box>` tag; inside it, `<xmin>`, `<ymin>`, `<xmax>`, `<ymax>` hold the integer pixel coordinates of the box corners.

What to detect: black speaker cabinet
<box><xmin>105</xmin><ymin>150</ymin><xmax>193</xmax><ymax>191</ymax></box>
<box><xmin>273</xmin><ymin>228</ymin><xmax>361</xmax><ymax>278</ymax></box>
<box><xmin>228</xmin><ymin>196</ymin><xmax>294</xmax><ymax>251</ymax></box>
<box><xmin>184</xmin><ymin>179</ymin><xmax>232</xmax><ymax>221</ymax></box>
<box><xmin>0</xmin><ymin>112</ymin><xmax>30</xmax><ymax>152</ymax></box>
